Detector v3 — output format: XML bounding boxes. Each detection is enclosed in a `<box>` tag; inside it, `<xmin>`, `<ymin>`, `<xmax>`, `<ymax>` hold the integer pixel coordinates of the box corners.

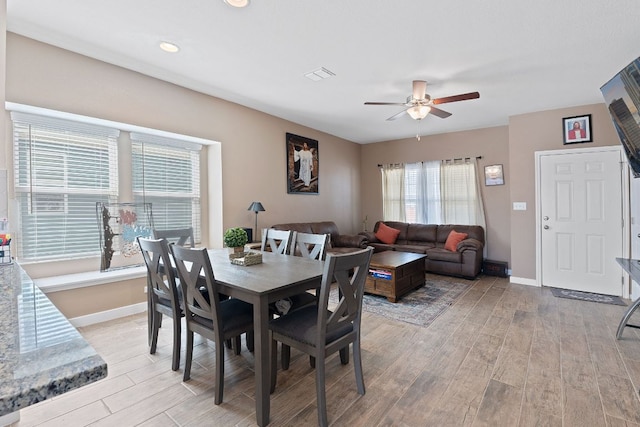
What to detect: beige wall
<box><xmin>507</xmin><ymin>103</ymin><xmax>621</xmax><ymax>280</ymax></box>
<box><xmin>360</xmin><ymin>126</ymin><xmax>511</xmax><ymax>263</ymax></box>
<box><xmin>4</xmin><ymin>33</ymin><xmax>362</xmax><ymax>316</ymax></box>
<box><xmin>2</xmin><ymin>32</ymin><xmax>628</xmax><ymax>317</ymax></box>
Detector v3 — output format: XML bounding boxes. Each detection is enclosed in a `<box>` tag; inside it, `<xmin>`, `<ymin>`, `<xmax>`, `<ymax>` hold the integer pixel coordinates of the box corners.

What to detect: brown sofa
<box><xmin>359</xmin><ymin>221</ymin><xmax>484</xmax><ymax>279</ymax></box>
<box><xmin>270</xmin><ymin>221</ymin><xmax>368</xmax><ymax>255</ymax></box>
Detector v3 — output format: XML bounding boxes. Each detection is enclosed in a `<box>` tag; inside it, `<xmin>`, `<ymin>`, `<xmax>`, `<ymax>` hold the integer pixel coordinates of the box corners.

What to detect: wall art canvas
<box><xmin>286</xmin><ymin>132</ymin><xmax>319</xmax><ymax>194</ymax></box>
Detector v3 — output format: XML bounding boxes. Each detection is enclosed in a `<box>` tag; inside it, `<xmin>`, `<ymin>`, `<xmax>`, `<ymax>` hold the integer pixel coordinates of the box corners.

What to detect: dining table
<box><xmin>205</xmin><ymin>248</ymin><xmax>324</xmax><ymax>426</ymax></box>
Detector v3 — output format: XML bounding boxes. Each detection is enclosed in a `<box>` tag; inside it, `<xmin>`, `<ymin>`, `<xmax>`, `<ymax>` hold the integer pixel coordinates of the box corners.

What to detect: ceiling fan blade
<box><xmin>432</xmin><ymin>91</ymin><xmax>480</xmax><ymax>105</ymax></box>
<box><xmin>364</xmin><ymin>101</ymin><xmax>407</xmax><ymax>106</ymax></box>
<box><xmin>386</xmin><ymin>109</ymin><xmax>408</xmax><ymax>121</ymax></box>
<box><xmin>429</xmin><ymin>106</ymin><xmax>452</xmax><ymax>118</ymax></box>
<box><xmin>412</xmin><ymin>80</ymin><xmax>427</xmax><ymax>100</ymax></box>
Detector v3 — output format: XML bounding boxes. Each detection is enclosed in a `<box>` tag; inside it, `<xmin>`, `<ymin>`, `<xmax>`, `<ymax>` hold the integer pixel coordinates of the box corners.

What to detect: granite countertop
<box><xmin>0</xmin><ymin>262</ymin><xmax>107</xmax><ymax>416</ymax></box>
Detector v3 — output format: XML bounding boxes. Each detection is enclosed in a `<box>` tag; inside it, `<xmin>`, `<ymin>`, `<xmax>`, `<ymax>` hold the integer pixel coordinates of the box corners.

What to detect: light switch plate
<box><xmin>513</xmin><ymin>202</ymin><xmax>527</xmax><ymax>211</ymax></box>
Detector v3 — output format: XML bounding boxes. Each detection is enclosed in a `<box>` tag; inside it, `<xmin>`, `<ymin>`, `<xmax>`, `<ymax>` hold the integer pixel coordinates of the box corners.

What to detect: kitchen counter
<box><xmin>0</xmin><ymin>262</ymin><xmax>107</xmax><ymax>418</ymax></box>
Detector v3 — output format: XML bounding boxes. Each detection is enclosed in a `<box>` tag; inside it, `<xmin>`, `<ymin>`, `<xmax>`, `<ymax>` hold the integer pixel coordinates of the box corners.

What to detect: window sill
<box><xmin>33</xmin><ymin>266</ymin><xmax>147</xmax><ymax>293</ymax></box>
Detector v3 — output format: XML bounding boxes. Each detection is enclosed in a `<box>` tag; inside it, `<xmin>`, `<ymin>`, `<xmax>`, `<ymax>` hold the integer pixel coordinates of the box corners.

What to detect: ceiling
<box><xmin>7</xmin><ymin>1</ymin><xmax>640</xmax><ymax>144</ymax></box>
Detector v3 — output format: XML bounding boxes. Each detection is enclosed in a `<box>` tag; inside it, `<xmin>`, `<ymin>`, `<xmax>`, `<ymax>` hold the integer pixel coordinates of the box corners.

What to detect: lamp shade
<box><xmin>248</xmin><ymin>202</ymin><xmax>265</xmax><ymax>212</ymax></box>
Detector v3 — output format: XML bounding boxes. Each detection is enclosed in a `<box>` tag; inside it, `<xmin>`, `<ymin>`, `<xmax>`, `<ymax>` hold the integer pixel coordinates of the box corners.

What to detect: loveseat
<box><xmin>270</xmin><ymin>221</ymin><xmax>368</xmax><ymax>255</ymax></box>
<box><xmin>359</xmin><ymin>221</ymin><xmax>484</xmax><ymax>279</ymax></box>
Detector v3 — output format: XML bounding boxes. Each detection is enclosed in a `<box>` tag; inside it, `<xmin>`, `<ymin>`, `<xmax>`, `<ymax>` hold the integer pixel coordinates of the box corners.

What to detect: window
<box><xmin>131</xmin><ymin>133</ymin><xmax>201</xmax><ymax>243</ymax></box>
<box><xmin>382</xmin><ymin>159</ymin><xmax>485</xmax><ymax>229</ymax></box>
<box><xmin>12</xmin><ymin>112</ymin><xmax>119</xmax><ymax>261</ymax></box>
<box><xmin>11</xmin><ymin>109</ymin><xmax>205</xmax><ymax>263</ymax></box>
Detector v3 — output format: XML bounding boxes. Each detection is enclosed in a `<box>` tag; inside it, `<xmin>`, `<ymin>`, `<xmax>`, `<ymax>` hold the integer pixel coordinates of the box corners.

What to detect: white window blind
<box><xmin>12</xmin><ymin>112</ymin><xmax>119</xmax><ymax>261</ymax></box>
<box><xmin>131</xmin><ymin>133</ymin><xmax>201</xmax><ymax>242</ymax></box>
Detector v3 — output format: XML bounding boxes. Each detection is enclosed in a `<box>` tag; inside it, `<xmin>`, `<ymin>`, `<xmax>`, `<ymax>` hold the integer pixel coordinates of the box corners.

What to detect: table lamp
<box><xmin>248</xmin><ymin>202</ymin><xmax>265</xmax><ymax>241</ymax></box>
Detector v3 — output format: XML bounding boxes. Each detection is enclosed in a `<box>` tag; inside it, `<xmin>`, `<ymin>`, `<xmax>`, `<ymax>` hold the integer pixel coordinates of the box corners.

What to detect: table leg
<box><xmin>616</xmin><ymin>296</ymin><xmax>640</xmax><ymax>339</ymax></box>
<box><xmin>254</xmin><ymin>296</ymin><xmax>271</xmax><ymax>426</ymax></box>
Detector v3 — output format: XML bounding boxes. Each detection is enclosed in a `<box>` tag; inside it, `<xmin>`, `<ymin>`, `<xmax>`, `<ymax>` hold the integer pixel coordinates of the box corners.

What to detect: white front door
<box><xmin>539</xmin><ymin>148</ymin><xmax>624</xmax><ymax>295</ymax></box>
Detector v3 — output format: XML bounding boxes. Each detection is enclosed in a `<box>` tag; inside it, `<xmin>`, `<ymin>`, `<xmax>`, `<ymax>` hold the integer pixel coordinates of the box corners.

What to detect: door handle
<box><xmin>544</xmin><ymin>225</ymin><xmax>550</xmax><ymax>230</ymax></box>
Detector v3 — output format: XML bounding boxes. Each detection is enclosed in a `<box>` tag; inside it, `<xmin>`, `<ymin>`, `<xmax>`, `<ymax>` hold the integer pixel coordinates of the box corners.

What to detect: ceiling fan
<box><xmin>364</xmin><ymin>80</ymin><xmax>480</xmax><ymax>122</ymax></box>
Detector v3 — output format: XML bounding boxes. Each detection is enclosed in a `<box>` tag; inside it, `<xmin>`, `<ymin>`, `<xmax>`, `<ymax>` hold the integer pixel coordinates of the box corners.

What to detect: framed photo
<box><xmin>563</xmin><ymin>114</ymin><xmax>592</xmax><ymax>144</ymax></box>
<box><xmin>484</xmin><ymin>164</ymin><xmax>504</xmax><ymax>186</ymax></box>
<box><xmin>286</xmin><ymin>132</ymin><xmax>319</xmax><ymax>194</ymax></box>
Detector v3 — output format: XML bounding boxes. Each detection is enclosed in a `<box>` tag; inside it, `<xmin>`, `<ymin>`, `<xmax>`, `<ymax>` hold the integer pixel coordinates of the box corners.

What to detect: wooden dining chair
<box><xmin>170</xmin><ymin>245</ymin><xmax>254</xmax><ymax>405</ymax></box>
<box><xmin>138</xmin><ymin>237</ymin><xmax>183</xmax><ymax>371</ymax></box>
<box><xmin>280</xmin><ymin>231</ymin><xmax>330</xmax><ymax>369</ymax></box>
<box><xmin>269</xmin><ymin>247</ymin><xmax>373</xmax><ymax>427</ymax></box>
<box><xmin>152</xmin><ymin>227</ymin><xmax>195</xmax><ymax>248</ymax></box>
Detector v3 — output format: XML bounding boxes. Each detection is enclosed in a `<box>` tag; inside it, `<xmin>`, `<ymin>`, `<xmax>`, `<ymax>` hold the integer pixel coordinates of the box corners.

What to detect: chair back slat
<box><xmin>316</xmin><ymin>247</ymin><xmax>373</xmax><ymax>342</ymax></box>
<box><xmin>138</xmin><ymin>237</ymin><xmax>181</xmax><ymax>309</ymax></box>
<box><xmin>289</xmin><ymin>231</ymin><xmax>329</xmax><ymax>260</ymax></box>
<box><xmin>261</xmin><ymin>228</ymin><xmax>293</xmax><ymax>254</ymax></box>
<box><xmin>153</xmin><ymin>227</ymin><xmax>195</xmax><ymax>248</ymax></box>
<box><xmin>170</xmin><ymin>245</ymin><xmax>223</xmax><ymax>333</ymax></box>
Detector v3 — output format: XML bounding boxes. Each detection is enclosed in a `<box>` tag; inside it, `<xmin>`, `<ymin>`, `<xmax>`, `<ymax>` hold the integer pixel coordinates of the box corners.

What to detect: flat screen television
<box><xmin>600</xmin><ymin>56</ymin><xmax>640</xmax><ymax>177</ymax></box>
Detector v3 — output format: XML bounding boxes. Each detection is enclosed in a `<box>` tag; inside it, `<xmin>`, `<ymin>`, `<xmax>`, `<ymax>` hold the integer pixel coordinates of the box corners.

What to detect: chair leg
<box><xmin>270</xmin><ymin>337</ymin><xmax>278</xmax><ymax>394</ymax></box>
<box><xmin>315</xmin><ymin>353</ymin><xmax>328</xmax><ymax>427</ymax></box>
<box><xmin>149</xmin><ymin>309</ymin><xmax>160</xmax><ymax>355</ymax></box>
<box><xmin>281</xmin><ymin>343</ymin><xmax>291</xmax><ymax>370</ymax></box>
<box><xmin>183</xmin><ymin>330</ymin><xmax>194</xmax><ymax>381</ymax></box>
<box><xmin>339</xmin><ymin>344</ymin><xmax>349</xmax><ymax>365</ymax></box>
<box><xmin>246</xmin><ymin>331</ymin><xmax>255</xmax><ymax>352</ymax></box>
<box><xmin>215</xmin><ymin>337</ymin><xmax>225</xmax><ymax>405</ymax></box>
<box><xmin>353</xmin><ymin>339</ymin><xmax>365</xmax><ymax>395</ymax></box>
<box><xmin>232</xmin><ymin>335</ymin><xmax>241</xmax><ymax>355</ymax></box>
<box><xmin>309</xmin><ymin>355</ymin><xmax>316</xmax><ymax>369</ymax></box>
<box><xmin>171</xmin><ymin>315</ymin><xmax>181</xmax><ymax>371</ymax></box>
<box><xmin>225</xmin><ymin>339</ymin><xmax>232</xmax><ymax>349</ymax></box>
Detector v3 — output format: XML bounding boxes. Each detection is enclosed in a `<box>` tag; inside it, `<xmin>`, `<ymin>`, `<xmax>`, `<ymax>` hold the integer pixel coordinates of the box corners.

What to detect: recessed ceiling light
<box><xmin>224</xmin><ymin>0</ymin><xmax>249</xmax><ymax>7</ymax></box>
<box><xmin>159</xmin><ymin>41</ymin><xmax>180</xmax><ymax>53</ymax></box>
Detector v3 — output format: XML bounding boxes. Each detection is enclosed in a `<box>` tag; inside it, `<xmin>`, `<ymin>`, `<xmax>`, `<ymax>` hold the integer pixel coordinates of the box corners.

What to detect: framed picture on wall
<box><xmin>484</xmin><ymin>164</ymin><xmax>504</xmax><ymax>186</ymax></box>
<box><xmin>563</xmin><ymin>114</ymin><xmax>593</xmax><ymax>144</ymax></box>
<box><xmin>286</xmin><ymin>132</ymin><xmax>319</xmax><ymax>194</ymax></box>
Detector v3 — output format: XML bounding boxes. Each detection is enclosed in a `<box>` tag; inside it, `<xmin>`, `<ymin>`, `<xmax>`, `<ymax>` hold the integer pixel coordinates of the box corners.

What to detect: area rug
<box><xmin>330</xmin><ymin>279</ymin><xmax>472</xmax><ymax>328</ymax></box>
<box><xmin>550</xmin><ymin>287</ymin><xmax>626</xmax><ymax>306</ymax></box>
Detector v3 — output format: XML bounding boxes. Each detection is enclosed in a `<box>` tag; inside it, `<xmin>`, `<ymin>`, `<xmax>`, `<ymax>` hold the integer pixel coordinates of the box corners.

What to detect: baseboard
<box><xmin>509</xmin><ymin>276</ymin><xmax>538</xmax><ymax>287</ymax></box>
<box><xmin>69</xmin><ymin>302</ymin><xmax>147</xmax><ymax>327</ymax></box>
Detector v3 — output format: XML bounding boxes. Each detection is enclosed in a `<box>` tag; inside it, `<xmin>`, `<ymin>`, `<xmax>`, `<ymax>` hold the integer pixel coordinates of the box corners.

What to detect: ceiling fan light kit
<box><xmin>407</xmin><ymin>105</ymin><xmax>431</xmax><ymax>120</ymax></box>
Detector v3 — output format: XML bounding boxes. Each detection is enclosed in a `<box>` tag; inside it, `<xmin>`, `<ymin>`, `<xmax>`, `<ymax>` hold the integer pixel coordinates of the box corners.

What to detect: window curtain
<box><xmin>440</xmin><ymin>158</ymin><xmax>486</xmax><ymax>230</ymax></box>
<box><xmin>381</xmin><ymin>163</ymin><xmax>405</xmax><ymax>221</ymax></box>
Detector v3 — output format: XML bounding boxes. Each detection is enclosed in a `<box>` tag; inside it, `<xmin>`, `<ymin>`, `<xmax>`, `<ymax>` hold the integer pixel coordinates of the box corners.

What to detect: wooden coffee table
<box><xmin>365</xmin><ymin>251</ymin><xmax>427</xmax><ymax>302</ymax></box>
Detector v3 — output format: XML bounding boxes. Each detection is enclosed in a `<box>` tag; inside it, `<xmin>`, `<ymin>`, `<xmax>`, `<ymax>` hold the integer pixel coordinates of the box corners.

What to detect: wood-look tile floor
<box><xmin>13</xmin><ymin>274</ymin><xmax>640</xmax><ymax>426</ymax></box>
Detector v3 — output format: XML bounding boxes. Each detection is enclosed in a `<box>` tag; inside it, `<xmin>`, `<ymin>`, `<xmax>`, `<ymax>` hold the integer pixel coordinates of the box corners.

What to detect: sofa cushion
<box><xmin>444</xmin><ymin>230</ymin><xmax>468</xmax><ymax>252</ymax></box>
<box><xmin>393</xmin><ymin>244</ymin><xmax>429</xmax><ymax>254</ymax></box>
<box><xmin>369</xmin><ymin>242</ymin><xmax>397</xmax><ymax>252</ymax></box>
<box><xmin>375</xmin><ymin>222</ymin><xmax>401</xmax><ymax>244</ymax></box>
<box><xmin>426</xmin><ymin>248</ymin><xmax>462</xmax><ymax>263</ymax></box>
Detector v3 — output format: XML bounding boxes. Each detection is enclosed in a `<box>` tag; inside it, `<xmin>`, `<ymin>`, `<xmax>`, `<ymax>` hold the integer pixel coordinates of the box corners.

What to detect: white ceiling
<box><xmin>7</xmin><ymin>0</ymin><xmax>640</xmax><ymax>144</ymax></box>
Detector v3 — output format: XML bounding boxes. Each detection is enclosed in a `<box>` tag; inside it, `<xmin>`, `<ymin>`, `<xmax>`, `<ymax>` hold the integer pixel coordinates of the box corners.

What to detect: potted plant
<box><xmin>224</xmin><ymin>227</ymin><xmax>248</xmax><ymax>254</ymax></box>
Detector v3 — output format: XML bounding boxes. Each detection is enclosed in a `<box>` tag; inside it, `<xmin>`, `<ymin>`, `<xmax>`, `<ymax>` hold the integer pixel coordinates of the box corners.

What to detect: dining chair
<box><xmin>152</xmin><ymin>227</ymin><xmax>195</xmax><ymax>248</ymax></box>
<box><xmin>138</xmin><ymin>237</ymin><xmax>183</xmax><ymax>371</ymax></box>
<box><xmin>269</xmin><ymin>247</ymin><xmax>373</xmax><ymax>427</ymax></box>
<box><xmin>152</xmin><ymin>226</ymin><xmax>249</xmax><ymax>352</ymax></box>
<box><xmin>170</xmin><ymin>245</ymin><xmax>254</xmax><ymax>404</ymax></box>
<box><xmin>261</xmin><ymin>228</ymin><xmax>294</xmax><ymax>254</ymax></box>
<box><xmin>280</xmin><ymin>231</ymin><xmax>330</xmax><ymax>369</ymax></box>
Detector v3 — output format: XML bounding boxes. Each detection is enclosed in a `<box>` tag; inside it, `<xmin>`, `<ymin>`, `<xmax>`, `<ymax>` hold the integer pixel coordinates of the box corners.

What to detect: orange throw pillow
<box><xmin>444</xmin><ymin>230</ymin><xmax>468</xmax><ymax>252</ymax></box>
<box><xmin>375</xmin><ymin>222</ymin><xmax>401</xmax><ymax>244</ymax></box>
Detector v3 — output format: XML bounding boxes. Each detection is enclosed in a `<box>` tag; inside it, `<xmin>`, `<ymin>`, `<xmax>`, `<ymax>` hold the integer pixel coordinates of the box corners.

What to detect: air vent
<box><xmin>304</xmin><ymin>67</ymin><xmax>335</xmax><ymax>81</ymax></box>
